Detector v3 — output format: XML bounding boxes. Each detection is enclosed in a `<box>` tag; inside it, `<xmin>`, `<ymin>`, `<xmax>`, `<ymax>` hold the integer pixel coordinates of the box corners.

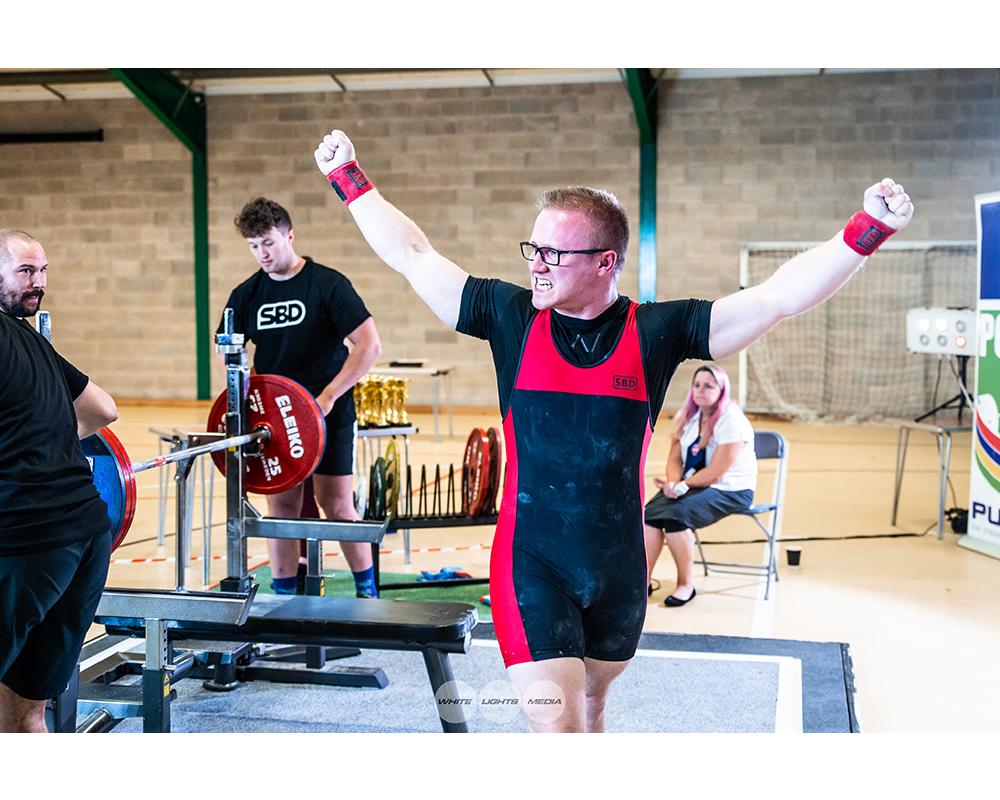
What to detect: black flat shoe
<box><xmin>664</xmin><ymin>588</ymin><xmax>696</xmax><ymax>607</ymax></box>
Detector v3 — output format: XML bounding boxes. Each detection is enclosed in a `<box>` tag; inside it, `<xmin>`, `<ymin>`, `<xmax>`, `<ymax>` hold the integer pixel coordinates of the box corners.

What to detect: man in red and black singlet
<box><xmin>314</xmin><ymin>130</ymin><xmax>914</xmax><ymax>732</ymax></box>
<box><xmin>459</xmin><ymin>262</ymin><xmax>711</xmax><ymax>675</ymax></box>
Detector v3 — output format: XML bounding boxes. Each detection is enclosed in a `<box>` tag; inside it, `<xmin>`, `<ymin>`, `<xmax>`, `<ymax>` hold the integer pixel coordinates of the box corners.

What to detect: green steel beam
<box><xmin>111</xmin><ymin>69</ymin><xmax>211</xmax><ymax>400</ymax></box>
<box><xmin>624</xmin><ymin>68</ymin><xmax>658</xmax><ymax>303</ymax></box>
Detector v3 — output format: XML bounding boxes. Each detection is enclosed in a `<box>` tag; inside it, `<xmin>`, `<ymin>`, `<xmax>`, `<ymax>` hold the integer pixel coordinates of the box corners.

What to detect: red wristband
<box><xmin>326</xmin><ymin>160</ymin><xmax>374</xmax><ymax>205</ymax></box>
<box><xmin>843</xmin><ymin>210</ymin><xmax>896</xmax><ymax>256</ymax></box>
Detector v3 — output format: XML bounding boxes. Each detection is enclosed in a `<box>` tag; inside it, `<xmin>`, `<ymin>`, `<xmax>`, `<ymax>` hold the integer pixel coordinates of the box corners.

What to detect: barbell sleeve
<box><xmin>131</xmin><ymin>428</ymin><xmax>270</xmax><ymax>474</ymax></box>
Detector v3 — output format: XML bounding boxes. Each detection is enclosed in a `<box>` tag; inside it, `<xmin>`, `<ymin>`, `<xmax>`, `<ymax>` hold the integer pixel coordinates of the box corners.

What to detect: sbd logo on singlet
<box><xmin>257</xmin><ymin>301</ymin><xmax>306</xmax><ymax>330</ymax></box>
<box><xmin>613</xmin><ymin>375</ymin><xmax>638</xmax><ymax>391</ymax></box>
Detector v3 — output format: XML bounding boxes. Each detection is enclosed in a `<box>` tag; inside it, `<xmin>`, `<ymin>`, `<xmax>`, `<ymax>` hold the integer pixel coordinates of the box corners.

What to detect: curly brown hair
<box><xmin>234</xmin><ymin>197</ymin><xmax>293</xmax><ymax>238</ymax></box>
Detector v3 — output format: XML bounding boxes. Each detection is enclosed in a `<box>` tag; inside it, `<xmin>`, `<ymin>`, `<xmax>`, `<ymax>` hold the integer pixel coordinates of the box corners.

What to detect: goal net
<box><xmin>740</xmin><ymin>241</ymin><xmax>976</xmax><ymax>421</ymax></box>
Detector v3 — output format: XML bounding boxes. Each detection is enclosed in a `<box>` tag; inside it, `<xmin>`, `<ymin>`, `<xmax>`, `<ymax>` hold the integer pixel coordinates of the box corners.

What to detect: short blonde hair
<box><xmin>536</xmin><ymin>187</ymin><xmax>629</xmax><ymax>274</ymax></box>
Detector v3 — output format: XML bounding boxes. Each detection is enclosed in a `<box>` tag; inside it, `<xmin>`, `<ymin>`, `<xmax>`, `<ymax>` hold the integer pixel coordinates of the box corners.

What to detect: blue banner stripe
<box><xmin>981</xmin><ymin>200</ymin><xmax>1000</xmax><ymax>300</ymax></box>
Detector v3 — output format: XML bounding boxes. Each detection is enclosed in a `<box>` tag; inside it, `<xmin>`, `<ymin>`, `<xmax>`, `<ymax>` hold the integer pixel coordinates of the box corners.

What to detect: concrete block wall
<box><xmin>0</xmin><ymin>99</ymin><xmax>193</xmax><ymax>397</ymax></box>
<box><xmin>1</xmin><ymin>69</ymin><xmax>998</xmax><ymax>419</ymax></box>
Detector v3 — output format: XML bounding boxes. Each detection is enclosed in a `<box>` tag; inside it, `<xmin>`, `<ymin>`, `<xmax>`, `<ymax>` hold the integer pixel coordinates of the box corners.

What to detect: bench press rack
<box><xmin>51</xmin><ymin>311</ymin><xmax>478</xmax><ymax>733</ymax></box>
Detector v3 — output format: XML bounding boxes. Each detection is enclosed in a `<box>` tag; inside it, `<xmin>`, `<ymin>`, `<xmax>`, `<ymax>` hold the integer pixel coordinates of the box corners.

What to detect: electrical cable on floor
<box><xmin>946</xmin><ymin>354</ymin><xmax>976</xmax><ymax>409</ymax></box>
<box><xmin>947</xmin><ymin>476</ymin><xmax>958</xmax><ymax>508</ymax></box>
<box><xmin>699</xmin><ymin>520</ymin><xmax>939</xmax><ymax>546</ymax></box>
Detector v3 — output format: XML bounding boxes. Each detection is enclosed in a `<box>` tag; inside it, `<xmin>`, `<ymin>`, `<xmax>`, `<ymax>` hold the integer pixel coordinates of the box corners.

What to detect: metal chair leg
<box><xmin>692</xmin><ymin>527</ymin><xmax>709</xmax><ymax>576</ymax></box>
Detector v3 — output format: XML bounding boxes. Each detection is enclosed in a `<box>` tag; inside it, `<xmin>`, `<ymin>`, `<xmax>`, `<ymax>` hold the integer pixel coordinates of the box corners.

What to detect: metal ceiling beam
<box><xmin>623</xmin><ymin>68</ymin><xmax>658</xmax><ymax>303</ymax></box>
<box><xmin>0</xmin><ymin>67</ymin><xmax>509</xmax><ymax>89</ymax></box>
<box><xmin>0</xmin><ymin>130</ymin><xmax>103</xmax><ymax>144</ymax></box>
<box><xmin>170</xmin><ymin>67</ymin><xmax>472</xmax><ymax>83</ymax></box>
<box><xmin>111</xmin><ymin>68</ymin><xmax>211</xmax><ymax>400</ymax></box>
<box><xmin>0</xmin><ymin>70</ymin><xmax>116</xmax><ymax>86</ymax></box>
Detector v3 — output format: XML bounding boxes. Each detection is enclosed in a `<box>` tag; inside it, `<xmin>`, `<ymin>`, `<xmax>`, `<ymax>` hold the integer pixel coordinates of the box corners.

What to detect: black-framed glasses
<box><xmin>519</xmin><ymin>241</ymin><xmax>611</xmax><ymax>266</ymax></box>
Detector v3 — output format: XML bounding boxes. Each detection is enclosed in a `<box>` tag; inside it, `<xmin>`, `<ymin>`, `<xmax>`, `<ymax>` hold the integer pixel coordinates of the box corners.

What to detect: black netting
<box><xmin>745</xmin><ymin>245</ymin><xmax>976</xmax><ymax>420</ymax></box>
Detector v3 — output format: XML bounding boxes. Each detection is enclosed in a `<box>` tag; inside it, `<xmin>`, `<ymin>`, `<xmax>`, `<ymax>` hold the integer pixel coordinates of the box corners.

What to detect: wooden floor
<box><xmin>98</xmin><ymin>402</ymin><xmax>1000</xmax><ymax>733</ymax></box>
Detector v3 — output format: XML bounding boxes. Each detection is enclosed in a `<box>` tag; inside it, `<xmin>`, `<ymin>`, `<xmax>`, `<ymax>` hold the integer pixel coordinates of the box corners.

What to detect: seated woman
<box><xmin>643</xmin><ymin>364</ymin><xmax>757</xmax><ymax>607</ymax></box>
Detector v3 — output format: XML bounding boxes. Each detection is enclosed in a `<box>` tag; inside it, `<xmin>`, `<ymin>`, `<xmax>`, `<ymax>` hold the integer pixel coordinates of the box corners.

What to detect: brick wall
<box><xmin>0</xmin><ymin>99</ymin><xmax>193</xmax><ymax>396</ymax></box>
<box><xmin>1</xmin><ymin>69</ymin><xmax>997</xmax><ymax>418</ymax></box>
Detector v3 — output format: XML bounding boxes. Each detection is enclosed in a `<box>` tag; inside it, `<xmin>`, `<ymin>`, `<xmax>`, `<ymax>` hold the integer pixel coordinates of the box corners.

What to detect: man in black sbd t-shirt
<box><xmin>0</xmin><ymin>230</ymin><xmax>119</xmax><ymax>732</ymax></box>
<box><xmin>219</xmin><ymin>198</ymin><xmax>383</xmax><ymax>597</ymax></box>
<box><xmin>314</xmin><ymin>128</ymin><xmax>914</xmax><ymax>732</ymax></box>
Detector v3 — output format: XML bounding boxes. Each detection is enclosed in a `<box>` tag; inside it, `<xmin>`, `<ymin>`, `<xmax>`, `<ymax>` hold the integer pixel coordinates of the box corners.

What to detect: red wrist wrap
<box><xmin>326</xmin><ymin>161</ymin><xmax>374</xmax><ymax>205</ymax></box>
<box><xmin>843</xmin><ymin>210</ymin><xmax>896</xmax><ymax>256</ymax></box>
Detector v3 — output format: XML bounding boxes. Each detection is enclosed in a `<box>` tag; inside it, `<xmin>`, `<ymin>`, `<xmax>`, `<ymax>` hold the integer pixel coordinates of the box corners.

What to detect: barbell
<box><xmin>84</xmin><ymin>374</ymin><xmax>326</xmax><ymax>551</ymax></box>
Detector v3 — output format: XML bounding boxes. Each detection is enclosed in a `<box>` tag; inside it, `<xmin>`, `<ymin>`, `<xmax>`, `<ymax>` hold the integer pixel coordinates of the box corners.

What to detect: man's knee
<box><xmin>317</xmin><ymin>493</ymin><xmax>358</xmax><ymax>520</ymax></box>
<box><xmin>326</xmin><ymin>501</ymin><xmax>358</xmax><ymax>520</ymax></box>
<box><xmin>267</xmin><ymin>491</ymin><xmax>303</xmax><ymax>517</ymax></box>
<box><xmin>585</xmin><ymin>678</ymin><xmax>612</xmax><ymax>704</ymax></box>
<box><xmin>584</xmin><ymin>659</ymin><xmax>631</xmax><ymax>695</ymax></box>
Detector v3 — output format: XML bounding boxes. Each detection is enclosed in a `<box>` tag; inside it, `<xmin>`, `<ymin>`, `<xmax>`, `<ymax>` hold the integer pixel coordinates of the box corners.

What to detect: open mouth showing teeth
<box><xmin>535</xmin><ymin>279</ymin><xmax>552</xmax><ymax>290</ymax></box>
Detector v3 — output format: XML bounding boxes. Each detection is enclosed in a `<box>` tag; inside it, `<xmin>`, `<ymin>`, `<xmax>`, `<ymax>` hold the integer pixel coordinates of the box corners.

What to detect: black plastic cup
<box><xmin>786</xmin><ymin>546</ymin><xmax>802</xmax><ymax>568</ymax></box>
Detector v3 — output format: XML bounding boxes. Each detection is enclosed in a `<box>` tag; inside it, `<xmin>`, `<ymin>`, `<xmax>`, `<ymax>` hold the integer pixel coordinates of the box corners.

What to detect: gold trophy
<box><xmin>356</xmin><ymin>374</ymin><xmax>412</xmax><ymax>428</ymax></box>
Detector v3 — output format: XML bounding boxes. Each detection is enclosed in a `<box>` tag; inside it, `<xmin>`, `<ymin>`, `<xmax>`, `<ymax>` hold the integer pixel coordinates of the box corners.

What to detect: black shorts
<box><xmin>0</xmin><ymin>529</ymin><xmax>111</xmax><ymax>700</ymax></box>
<box><xmin>314</xmin><ymin>390</ymin><xmax>357</xmax><ymax>477</ymax></box>
<box><xmin>644</xmin><ymin>487</ymin><xmax>754</xmax><ymax>533</ymax></box>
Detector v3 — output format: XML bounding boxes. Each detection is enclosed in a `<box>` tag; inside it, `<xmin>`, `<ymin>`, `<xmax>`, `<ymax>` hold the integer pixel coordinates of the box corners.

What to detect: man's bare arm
<box><xmin>314</xmin><ymin>130</ymin><xmax>469</xmax><ymax>330</ymax></box>
<box><xmin>74</xmin><ymin>379</ymin><xmax>118</xmax><ymax>439</ymax></box>
<box><xmin>315</xmin><ymin>317</ymin><xmax>383</xmax><ymax>416</ymax></box>
<box><xmin>709</xmin><ymin>178</ymin><xmax>914</xmax><ymax>359</ymax></box>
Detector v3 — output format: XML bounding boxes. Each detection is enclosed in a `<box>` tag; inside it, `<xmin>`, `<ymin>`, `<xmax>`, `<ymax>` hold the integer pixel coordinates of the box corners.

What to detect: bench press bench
<box><xmin>70</xmin><ymin>590</ymin><xmax>478</xmax><ymax>733</ymax></box>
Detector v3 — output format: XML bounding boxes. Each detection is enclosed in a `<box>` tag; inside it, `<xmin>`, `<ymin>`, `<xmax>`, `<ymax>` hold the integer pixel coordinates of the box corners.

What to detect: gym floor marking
<box><xmin>109</xmin><ymin>542</ymin><xmax>494</xmax><ymax>565</ymax></box>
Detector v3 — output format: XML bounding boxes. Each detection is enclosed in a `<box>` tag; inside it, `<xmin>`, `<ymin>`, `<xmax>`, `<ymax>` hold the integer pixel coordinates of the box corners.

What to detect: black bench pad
<box><xmin>102</xmin><ymin>595</ymin><xmax>478</xmax><ymax>652</ymax></box>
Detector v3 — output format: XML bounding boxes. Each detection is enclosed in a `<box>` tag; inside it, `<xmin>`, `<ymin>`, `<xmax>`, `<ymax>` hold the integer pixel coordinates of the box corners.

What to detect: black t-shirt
<box><xmin>0</xmin><ymin>312</ymin><xmax>110</xmax><ymax>555</ymax></box>
<box><xmin>456</xmin><ymin>277</ymin><xmax>713</xmax><ymax>423</ymax></box>
<box><xmin>217</xmin><ymin>259</ymin><xmax>371</xmax><ymax>397</ymax></box>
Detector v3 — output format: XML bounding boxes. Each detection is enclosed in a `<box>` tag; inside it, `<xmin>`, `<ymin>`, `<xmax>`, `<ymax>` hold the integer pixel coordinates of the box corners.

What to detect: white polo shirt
<box><xmin>678</xmin><ymin>404</ymin><xmax>757</xmax><ymax>493</ymax></box>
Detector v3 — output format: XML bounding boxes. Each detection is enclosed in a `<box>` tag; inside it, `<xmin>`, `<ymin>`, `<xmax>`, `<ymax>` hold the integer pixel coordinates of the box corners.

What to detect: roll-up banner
<box><xmin>962</xmin><ymin>193</ymin><xmax>1000</xmax><ymax>559</ymax></box>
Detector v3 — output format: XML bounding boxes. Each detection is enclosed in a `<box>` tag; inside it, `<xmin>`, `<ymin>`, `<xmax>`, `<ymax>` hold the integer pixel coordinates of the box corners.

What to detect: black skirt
<box><xmin>644</xmin><ymin>487</ymin><xmax>754</xmax><ymax>533</ymax></box>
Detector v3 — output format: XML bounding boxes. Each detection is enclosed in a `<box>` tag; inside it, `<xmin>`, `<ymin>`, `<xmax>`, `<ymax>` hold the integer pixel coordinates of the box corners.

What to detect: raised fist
<box><xmin>862</xmin><ymin>177</ymin><xmax>914</xmax><ymax>231</ymax></box>
<box><xmin>314</xmin><ymin>129</ymin><xmax>356</xmax><ymax>175</ymax></box>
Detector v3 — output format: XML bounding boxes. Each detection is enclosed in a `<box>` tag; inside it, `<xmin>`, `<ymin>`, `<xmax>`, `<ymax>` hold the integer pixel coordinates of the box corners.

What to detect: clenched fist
<box><xmin>314</xmin><ymin>129</ymin><xmax>356</xmax><ymax>175</ymax></box>
<box><xmin>862</xmin><ymin>178</ymin><xmax>914</xmax><ymax>231</ymax></box>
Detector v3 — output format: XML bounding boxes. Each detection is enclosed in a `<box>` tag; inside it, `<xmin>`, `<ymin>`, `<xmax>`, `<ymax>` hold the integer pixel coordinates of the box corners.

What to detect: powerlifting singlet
<box><xmin>490</xmin><ymin>302</ymin><xmax>653</xmax><ymax>666</ymax></box>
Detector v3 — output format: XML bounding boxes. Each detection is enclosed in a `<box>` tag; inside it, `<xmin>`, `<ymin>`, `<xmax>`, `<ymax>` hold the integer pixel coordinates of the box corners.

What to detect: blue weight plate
<box><xmin>81</xmin><ymin>432</ymin><xmax>127</xmax><ymax>547</ymax></box>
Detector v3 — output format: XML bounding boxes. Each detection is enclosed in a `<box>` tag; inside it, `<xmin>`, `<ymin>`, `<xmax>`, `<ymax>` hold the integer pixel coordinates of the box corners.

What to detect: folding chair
<box><xmin>691</xmin><ymin>430</ymin><xmax>788</xmax><ymax>600</ymax></box>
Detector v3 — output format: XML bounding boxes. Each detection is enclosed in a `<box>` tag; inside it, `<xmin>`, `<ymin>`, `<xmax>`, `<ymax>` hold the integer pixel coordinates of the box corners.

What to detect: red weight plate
<box><xmin>462</xmin><ymin>428</ymin><xmax>491</xmax><ymax>517</ymax></box>
<box><xmin>461</xmin><ymin>429</ymin><xmax>477</xmax><ymax>514</ymax></box>
<box><xmin>102</xmin><ymin>428</ymin><xmax>136</xmax><ymax>551</ymax></box>
<box><xmin>206</xmin><ymin>374</ymin><xmax>326</xmax><ymax>495</ymax></box>
<box><xmin>486</xmin><ymin>427</ymin><xmax>502</xmax><ymax>515</ymax></box>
